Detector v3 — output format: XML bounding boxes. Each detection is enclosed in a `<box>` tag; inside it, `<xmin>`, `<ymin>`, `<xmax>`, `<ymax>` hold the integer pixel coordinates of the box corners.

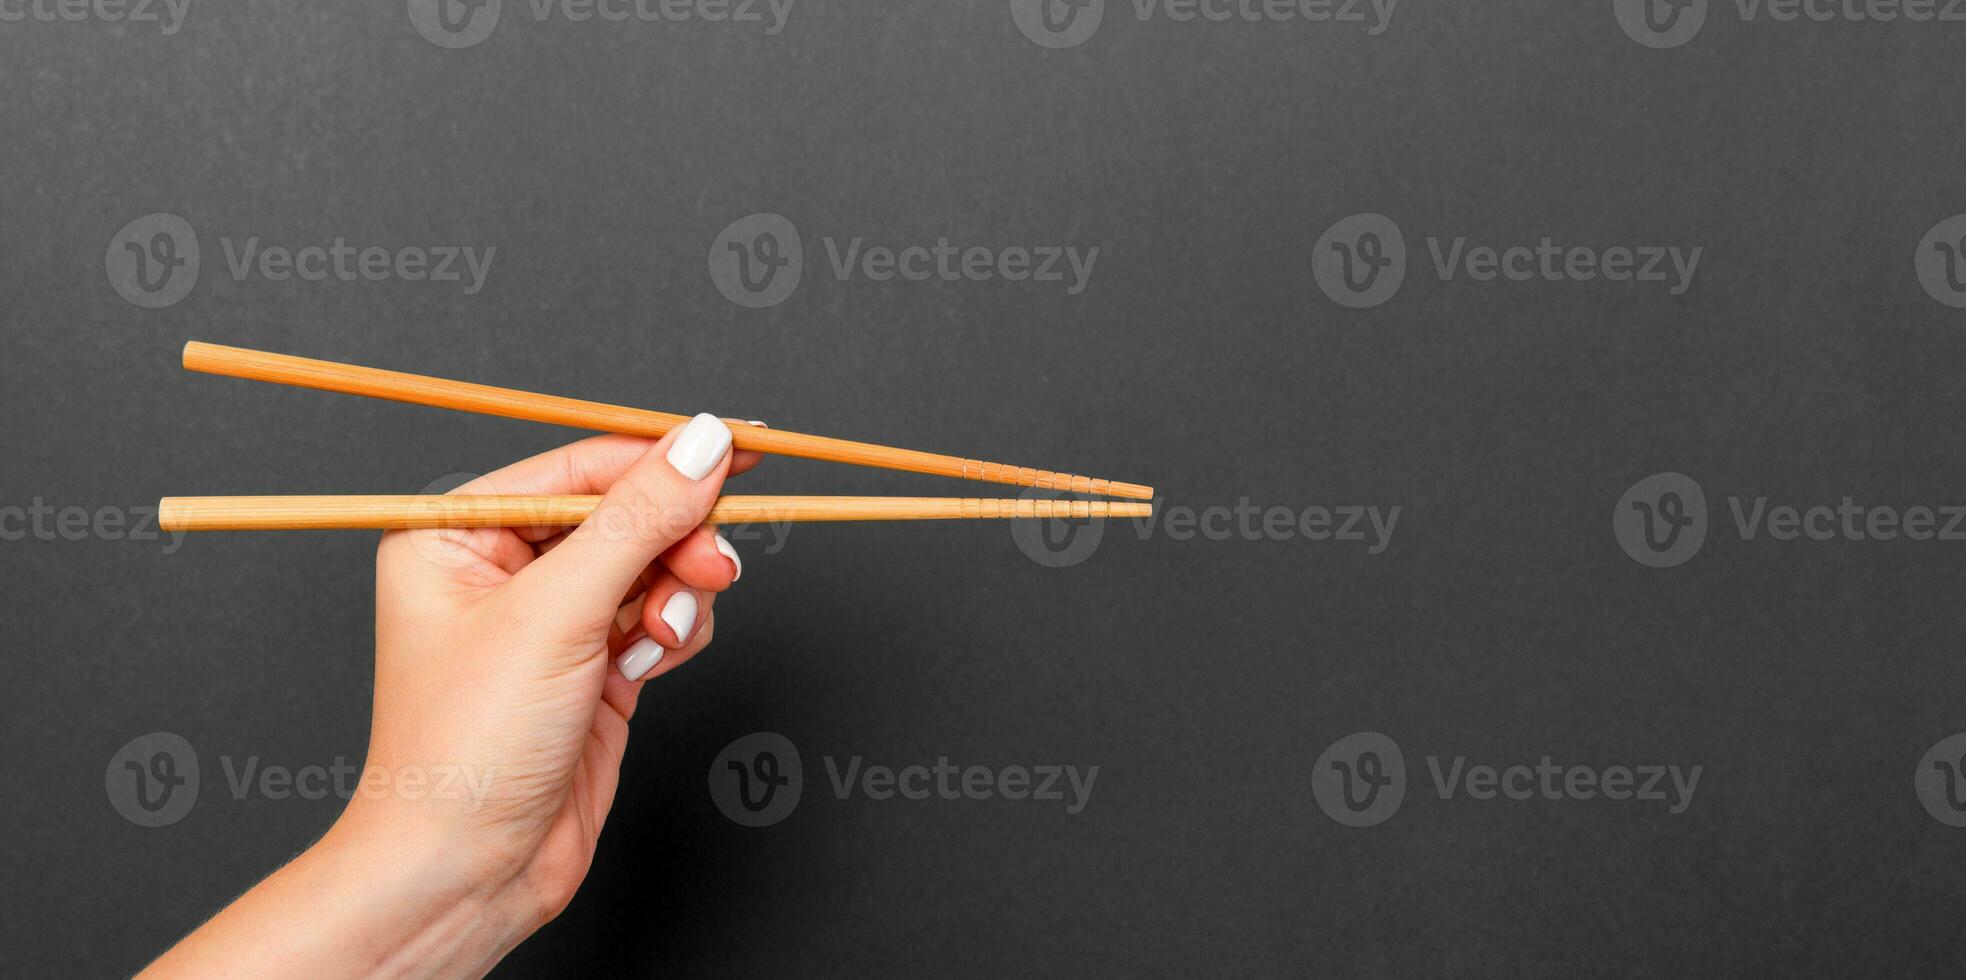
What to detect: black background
<box><xmin>6</xmin><ymin>1</ymin><xmax>1966</xmax><ymax>975</ymax></box>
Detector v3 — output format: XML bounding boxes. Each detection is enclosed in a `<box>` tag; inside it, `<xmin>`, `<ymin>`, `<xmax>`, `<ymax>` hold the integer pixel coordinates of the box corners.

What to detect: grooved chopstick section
<box><xmin>157</xmin><ymin>496</ymin><xmax>1155</xmax><ymax>532</ymax></box>
<box><xmin>182</xmin><ymin>342</ymin><xmax>1154</xmax><ymax>500</ymax></box>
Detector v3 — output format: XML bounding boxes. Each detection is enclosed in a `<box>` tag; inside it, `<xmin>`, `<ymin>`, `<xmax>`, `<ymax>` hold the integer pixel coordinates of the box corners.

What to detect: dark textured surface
<box><xmin>5</xmin><ymin>2</ymin><xmax>1966</xmax><ymax>975</ymax></box>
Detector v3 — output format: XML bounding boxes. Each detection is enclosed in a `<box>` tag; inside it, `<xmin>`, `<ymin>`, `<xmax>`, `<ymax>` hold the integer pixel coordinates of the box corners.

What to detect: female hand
<box><xmin>144</xmin><ymin>414</ymin><xmax>761</xmax><ymax>978</ymax></box>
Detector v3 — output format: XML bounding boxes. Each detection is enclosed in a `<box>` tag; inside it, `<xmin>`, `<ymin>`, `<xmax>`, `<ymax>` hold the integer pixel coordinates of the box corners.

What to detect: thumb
<box><xmin>511</xmin><ymin>413</ymin><xmax>734</xmax><ymax>635</ymax></box>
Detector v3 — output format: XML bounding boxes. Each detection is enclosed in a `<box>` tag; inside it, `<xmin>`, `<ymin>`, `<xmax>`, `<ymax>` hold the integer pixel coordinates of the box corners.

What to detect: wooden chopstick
<box><xmin>157</xmin><ymin>495</ymin><xmax>1155</xmax><ymax>532</ymax></box>
<box><xmin>182</xmin><ymin>342</ymin><xmax>1154</xmax><ymax>500</ymax></box>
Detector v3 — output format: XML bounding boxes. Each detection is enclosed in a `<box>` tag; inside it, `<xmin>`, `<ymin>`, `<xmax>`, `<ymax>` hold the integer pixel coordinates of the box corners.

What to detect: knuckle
<box><xmin>597</xmin><ymin>468</ymin><xmax>704</xmax><ymax>546</ymax></box>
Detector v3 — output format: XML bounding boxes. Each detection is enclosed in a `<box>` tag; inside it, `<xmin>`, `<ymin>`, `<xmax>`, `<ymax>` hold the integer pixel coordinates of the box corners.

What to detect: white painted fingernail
<box><xmin>659</xmin><ymin>590</ymin><xmax>698</xmax><ymax>644</ymax></box>
<box><xmin>667</xmin><ymin>413</ymin><xmax>732</xmax><ymax>481</ymax></box>
<box><xmin>714</xmin><ymin>533</ymin><xmax>742</xmax><ymax>580</ymax></box>
<box><xmin>616</xmin><ymin>636</ymin><xmax>664</xmax><ymax>681</ymax></box>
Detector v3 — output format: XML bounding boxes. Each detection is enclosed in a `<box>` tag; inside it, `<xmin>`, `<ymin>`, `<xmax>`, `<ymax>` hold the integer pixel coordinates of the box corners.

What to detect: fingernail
<box><xmin>616</xmin><ymin>636</ymin><xmax>664</xmax><ymax>681</ymax></box>
<box><xmin>659</xmin><ymin>590</ymin><xmax>699</xmax><ymax>644</ymax></box>
<box><xmin>667</xmin><ymin>413</ymin><xmax>733</xmax><ymax>480</ymax></box>
<box><xmin>746</xmin><ymin>420</ymin><xmax>768</xmax><ymax>428</ymax></box>
<box><xmin>714</xmin><ymin>533</ymin><xmax>742</xmax><ymax>581</ymax></box>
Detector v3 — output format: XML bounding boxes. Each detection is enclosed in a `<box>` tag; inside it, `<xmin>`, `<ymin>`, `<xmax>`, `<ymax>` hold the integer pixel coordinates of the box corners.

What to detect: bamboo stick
<box><xmin>182</xmin><ymin>342</ymin><xmax>1154</xmax><ymax>500</ymax></box>
<box><xmin>157</xmin><ymin>495</ymin><xmax>1154</xmax><ymax>532</ymax></box>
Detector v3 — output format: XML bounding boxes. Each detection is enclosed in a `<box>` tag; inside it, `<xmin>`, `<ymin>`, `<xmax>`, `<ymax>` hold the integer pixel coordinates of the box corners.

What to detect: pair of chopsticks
<box><xmin>158</xmin><ymin>342</ymin><xmax>1154</xmax><ymax>532</ymax></box>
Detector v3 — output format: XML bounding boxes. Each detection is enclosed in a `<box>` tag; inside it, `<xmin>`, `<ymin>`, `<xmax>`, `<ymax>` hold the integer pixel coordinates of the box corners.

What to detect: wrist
<box><xmin>140</xmin><ymin>811</ymin><xmax>542</xmax><ymax>980</ymax></box>
<box><xmin>304</xmin><ymin>814</ymin><xmax>544</xmax><ymax>975</ymax></box>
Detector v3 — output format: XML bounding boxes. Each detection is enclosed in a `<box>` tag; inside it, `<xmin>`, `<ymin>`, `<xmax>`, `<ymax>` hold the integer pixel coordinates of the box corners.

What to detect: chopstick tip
<box><xmin>157</xmin><ymin>497</ymin><xmax>185</xmax><ymax>532</ymax></box>
<box><xmin>180</xmin><ymin>339</ymin><xmax>220</xmax><ymax>371</ymax></box>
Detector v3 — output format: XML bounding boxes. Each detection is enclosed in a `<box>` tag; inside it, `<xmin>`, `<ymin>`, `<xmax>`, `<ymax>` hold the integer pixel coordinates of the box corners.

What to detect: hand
<box><xmin>142</xmin><ymin>415</ymin><xmax>761</xmax><ymax>978</ymax></box>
